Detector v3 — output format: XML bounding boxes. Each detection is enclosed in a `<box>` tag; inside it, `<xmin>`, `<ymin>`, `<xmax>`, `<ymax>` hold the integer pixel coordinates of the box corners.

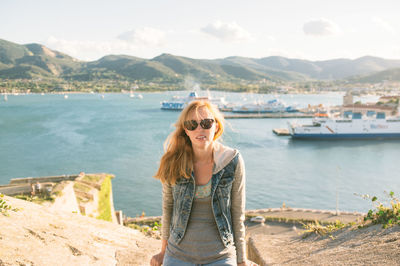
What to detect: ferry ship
<box><xmin>288</xmin><ymin>111</ymin><xmax>400</xmax><ymax>139</ymax></box>
<box><xmin>232</xmin><ymin>99</ymin><xmax>298</xmax><ymax>113</ymax></box>
<box><xmin>161</xmin><ymin>91</ymin><xmax>229</xmax><ymax>111</ymax></box>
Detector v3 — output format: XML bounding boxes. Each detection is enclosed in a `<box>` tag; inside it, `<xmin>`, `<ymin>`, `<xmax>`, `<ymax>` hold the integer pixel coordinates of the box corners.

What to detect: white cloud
<box><xmin>45</xmin><ymin>36</ymin><xmax>132</xmax><ymax>61</ymax></box>
<box><xmin>303</xmin><ymin>18</ymin><xmax>341</xmax><ymax>36</ymax></box>
<box><xmin>372</xmin><ymin>17</ymin><xmax>396</xmax><ymax>35</ymax></box>
<box><xmin>44</xmin><ymin>29</ymin><xmax>168</xmax><ymax>61</ymax></box>
<box><xmin>117</xmin><ymin>27</ymin><xmax>167</xmax><ymax>46</ymax></box>
<box><xmin>201</xmin><ymin>21</ymin><xmax>252</xmax><ymax>42</ymax></box>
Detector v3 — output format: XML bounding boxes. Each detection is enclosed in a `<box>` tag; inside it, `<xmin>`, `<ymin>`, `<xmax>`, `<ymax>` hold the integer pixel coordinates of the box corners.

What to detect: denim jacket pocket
<box><xmin>218</xmin><ymin>175</ymin><xmax>234</xmax><ymax>187</ymax></box>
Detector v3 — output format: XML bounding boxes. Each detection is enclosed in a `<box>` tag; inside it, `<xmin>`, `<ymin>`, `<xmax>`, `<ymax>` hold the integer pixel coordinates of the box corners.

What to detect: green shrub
<box><xmin>0</xmin><ymin>193</ymin><xmax>18</xmax><ymax>216</ymax></box>
<box><xmin>14</xmin><ymin>193</ymin><xmax>54</xmax><ymax>204</ymax></box>
<box><xmin>362</xmin><ymin>191</ymin><xmax>400</xmax><ymax>228</ymax></box>
<box><xmin>127</xmin><ymin>220</ymin><xmax>162</xmax><ymax>239</ymax></box>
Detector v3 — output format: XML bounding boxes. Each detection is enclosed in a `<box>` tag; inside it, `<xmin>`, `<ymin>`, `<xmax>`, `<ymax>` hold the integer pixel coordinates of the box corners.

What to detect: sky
<box><xmin>1</xmin><ymin>0</ymin><xmax>400</xmax><ymax>62</ymax></box>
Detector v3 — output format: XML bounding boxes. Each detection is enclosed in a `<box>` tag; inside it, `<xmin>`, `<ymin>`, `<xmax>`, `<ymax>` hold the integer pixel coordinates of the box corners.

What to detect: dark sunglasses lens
<box><xmin>184</xmin><ymin>120</ymin><xmax>198</xmax><ymax>131</ymax></box>
<box><xmin>200</xmin><ymin>119</ymin><xmax>214</xmax><ymax>129</ymax></box>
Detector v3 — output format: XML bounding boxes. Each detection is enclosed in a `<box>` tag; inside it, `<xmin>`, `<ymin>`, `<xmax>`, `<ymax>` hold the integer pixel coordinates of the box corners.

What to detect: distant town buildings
<box><xmin>343</xmin><ymin>91</ymin><xmax>353</xmax><ymax>106</ymax></box>
<box><xmin>340</xmin><ymin>91</ymin><xmax>399</xmax><ymax>116</ymax></box>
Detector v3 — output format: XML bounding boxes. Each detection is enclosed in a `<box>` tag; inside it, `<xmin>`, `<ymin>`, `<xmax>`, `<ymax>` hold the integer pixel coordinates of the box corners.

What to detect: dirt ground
<box><xmin>247</xmin><ymin>221</ymin><xmax>400</xmax><ymax>265</ymax></box>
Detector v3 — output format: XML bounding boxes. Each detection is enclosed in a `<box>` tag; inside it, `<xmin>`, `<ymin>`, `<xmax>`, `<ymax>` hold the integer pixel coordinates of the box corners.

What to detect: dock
<box><xmin>224</xmin><ymin>113</ymin><xmax>313</xmax><ymax>119</ymax></box>
<box><xmin>272</xmin><ymin>128</ymin><xmax>290</xmax><ymax>136</ymax></box>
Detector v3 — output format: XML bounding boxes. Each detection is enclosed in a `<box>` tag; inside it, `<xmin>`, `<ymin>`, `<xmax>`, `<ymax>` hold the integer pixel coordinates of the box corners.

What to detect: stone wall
<box><xmin>0</xmin><ymin>175</ymin><xmax>80</xmax><ymax>196</ymax></box>
<box><xmin>0</xmin><ymin>184</ymin><xmax>32</xmax><ymax>196</ymax></box>
<box><xmin>9</xmin><ymin>174</ymin><xmax>78</xmax><ymax>185</ymax></box>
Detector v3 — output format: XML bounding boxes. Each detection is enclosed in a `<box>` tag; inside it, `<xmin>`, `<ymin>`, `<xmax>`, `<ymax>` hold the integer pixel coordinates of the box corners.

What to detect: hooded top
<box><xmin>161</xmin><ymin>141</ymin><xmax>246</xmax><ymax>263</ymax></box>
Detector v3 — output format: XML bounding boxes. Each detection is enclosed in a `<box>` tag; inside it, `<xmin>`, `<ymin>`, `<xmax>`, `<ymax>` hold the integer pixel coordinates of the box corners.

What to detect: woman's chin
<box><xmin>193</xmin><ymin>139</ymin><xmax>211</xmax><ymax>147</ymax></box>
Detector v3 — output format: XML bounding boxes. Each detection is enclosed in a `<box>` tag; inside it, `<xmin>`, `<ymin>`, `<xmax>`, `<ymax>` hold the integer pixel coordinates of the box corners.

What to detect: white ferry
<box><xmin>232</xmin><ymin>99</ymin><xmax>298</xmax><ymax>113</ymax></box>
<box><xmin>288</xmin><ymin>111</ymin><xmax>400</xmax><ymax>139</ymax></box>
<box><xmin>161</xmin><ymin>91</ymin><xmax>229</xmax><ymax>111</ymax></box>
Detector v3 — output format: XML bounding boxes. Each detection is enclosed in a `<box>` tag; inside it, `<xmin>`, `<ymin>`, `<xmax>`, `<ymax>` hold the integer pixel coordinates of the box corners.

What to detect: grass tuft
<box><xmin>301</xmin><ymin>220</ymin><xmax>348</xmax><ymax>239</ymax></box>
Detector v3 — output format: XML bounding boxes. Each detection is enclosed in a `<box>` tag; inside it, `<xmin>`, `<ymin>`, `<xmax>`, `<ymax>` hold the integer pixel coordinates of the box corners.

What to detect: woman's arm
<box><xmin>151</xmin><ymin>182</ymin><xmax>173</xmax><ymax>266</ymax></box>
<box><xmin>231</xmin><ymin>153</ymin><xmax>246</xmax><ymax>264</ymax></box>
<box><xmin>161</xmin><ymin>182</ymin><xmax>173</xmax><ymax>239</ymax></box>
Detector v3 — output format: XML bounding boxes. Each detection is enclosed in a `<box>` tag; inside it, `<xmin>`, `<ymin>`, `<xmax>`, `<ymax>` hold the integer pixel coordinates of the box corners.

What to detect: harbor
<box><xmin>1</xmin><ymin>92</ymin><xmax>399</xmax><ymax>218</ymax></box>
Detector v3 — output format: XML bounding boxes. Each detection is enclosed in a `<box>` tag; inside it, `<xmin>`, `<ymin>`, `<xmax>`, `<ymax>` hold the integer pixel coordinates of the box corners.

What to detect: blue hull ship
<box><xmin>161</xmin><ymin>91</ymin><xmax>229</xmax><ymax>111</ymax></box>
<box><xmin>161</xmin><ymin>92</ymin><xmax>205</xmax><ymax>111</ymax></box>
<box><xmin>288</xmin><ymin>111</ymin><xmax>400</xmax><ymax>140</ymax></box>
<box><xmin>232</xmin><ymin>99</ymin><xmax>298</xmax><ymax>113</ymax></box>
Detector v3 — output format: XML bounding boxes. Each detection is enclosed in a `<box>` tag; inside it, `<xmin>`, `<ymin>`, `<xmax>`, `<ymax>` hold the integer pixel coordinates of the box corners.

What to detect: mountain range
<box><xmin>1</xmin><ymin>38</ymin><xmax>400</xmax><ymax>83</ymax></box>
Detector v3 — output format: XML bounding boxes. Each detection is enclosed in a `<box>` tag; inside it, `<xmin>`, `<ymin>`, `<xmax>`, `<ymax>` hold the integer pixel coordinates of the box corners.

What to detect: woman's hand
<box><xmin>238</xmin><ymin>259</ymin><xmax>259</xmax><ymax>266</ymax></box>
<box><xmin>150</xmin><ymin>239</ymin><xmax>168</xmax><ymax>266</ymax></box>
<box><xmin>150</xmin><ymin>251</ymin><xmax>165</xmax><ymax>266</ymax></box>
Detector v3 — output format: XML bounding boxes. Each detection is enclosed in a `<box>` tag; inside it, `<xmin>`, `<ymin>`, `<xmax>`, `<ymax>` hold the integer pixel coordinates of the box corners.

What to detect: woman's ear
<box><xmin>183</xmin><ymin>129</ymin><xmax>189</xmax><ymax>139</ymax></box>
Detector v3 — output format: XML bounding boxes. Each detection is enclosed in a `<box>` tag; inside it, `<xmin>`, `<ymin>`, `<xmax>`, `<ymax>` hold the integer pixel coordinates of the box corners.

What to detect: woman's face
<box><xmin>184</xmin><ymin>106</ymin><xmax>219</xmax><ymax>149</ymax></box>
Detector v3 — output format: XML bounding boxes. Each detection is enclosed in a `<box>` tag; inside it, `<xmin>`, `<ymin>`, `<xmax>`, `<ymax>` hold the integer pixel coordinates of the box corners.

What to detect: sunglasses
<box><xmin>184</xmin><ymin>118</ymin><xmax>215</xmax><ymax>131</ymax></box>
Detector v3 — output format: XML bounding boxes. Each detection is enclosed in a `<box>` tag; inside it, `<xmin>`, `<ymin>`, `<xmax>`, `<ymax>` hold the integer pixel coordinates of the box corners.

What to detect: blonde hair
<box><xmin>154</xmin><ymin>100</ymin><xmax>225</xmax><ymax>185</ymax></box>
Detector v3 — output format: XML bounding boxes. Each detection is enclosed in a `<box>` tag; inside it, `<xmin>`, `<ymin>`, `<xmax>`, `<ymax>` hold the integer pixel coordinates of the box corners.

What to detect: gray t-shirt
<box><xmin>166</xmin><ymin>195</ymin><xmax>236</xmax><ymax>264</ymax></box>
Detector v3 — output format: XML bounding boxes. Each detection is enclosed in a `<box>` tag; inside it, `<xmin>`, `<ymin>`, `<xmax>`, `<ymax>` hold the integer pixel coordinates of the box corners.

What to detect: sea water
<box><xmin>0</xmin><ymin>92</ymin><xmax>399</xmax><ymax>217</ymax></box>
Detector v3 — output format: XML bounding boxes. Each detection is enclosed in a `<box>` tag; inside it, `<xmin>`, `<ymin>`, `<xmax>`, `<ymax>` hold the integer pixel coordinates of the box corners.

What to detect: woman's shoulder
<box><xmin>213</xmin><ymin>141</ymin><xmax>238</xmax><ymax>152</ymax></box>
<box><xmin>213</xmin><ymin>141</ymin><xmax>241</xmax><ymax>173</ymax></box>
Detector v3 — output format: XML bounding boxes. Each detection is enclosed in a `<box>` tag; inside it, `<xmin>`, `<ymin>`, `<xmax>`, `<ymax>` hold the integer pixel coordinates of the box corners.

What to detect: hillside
<box><xmin>1</xmin><ymin>38</ymin><xmax>400</xmax><ymax>83</ymax></box>
<box><xmin>347</xmin><ymin>67</ymin><xmax>400</xmax><ymax>83</ymax></box>
<box><xmin>0</xmin><ymin>39</ymin><xmax>81</xmax><ymax>79</ymax></box>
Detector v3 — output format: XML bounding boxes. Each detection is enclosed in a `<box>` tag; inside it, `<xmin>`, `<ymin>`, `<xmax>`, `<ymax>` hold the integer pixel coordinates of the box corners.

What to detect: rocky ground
<box><xmin>1</xmin><ymin>195</ymin><xmax>400</xmax><ymax>265</ymax></box>
<box><xmin>0</xmin><ymin>195</ymin><xmax>160</xmax><ymax>265</ymax></box>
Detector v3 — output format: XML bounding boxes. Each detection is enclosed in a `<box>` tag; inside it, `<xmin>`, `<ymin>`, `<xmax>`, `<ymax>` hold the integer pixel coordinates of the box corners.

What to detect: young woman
<box><xmin>150</xmin><ymin>100</ymin><xmax>253</xmax><ymax>266</ymax></box>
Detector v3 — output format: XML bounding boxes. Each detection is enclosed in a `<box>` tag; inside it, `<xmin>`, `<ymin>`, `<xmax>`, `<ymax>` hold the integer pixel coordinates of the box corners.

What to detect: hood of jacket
<box><xmin>212</xmin><ymin>141</ymin><xmax>238</xmax><ymax>174</ymax></box>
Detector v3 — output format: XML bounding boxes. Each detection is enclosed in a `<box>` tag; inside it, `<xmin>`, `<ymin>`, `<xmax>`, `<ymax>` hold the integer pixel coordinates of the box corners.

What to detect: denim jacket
<box><xmin>161</xmin><ymin>142</ymin><xmax>246</xmax><ymax>263</ymax></box>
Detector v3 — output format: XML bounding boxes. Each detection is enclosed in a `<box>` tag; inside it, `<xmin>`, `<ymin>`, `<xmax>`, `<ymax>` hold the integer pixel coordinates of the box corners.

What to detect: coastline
<box><xmin>0</xmin><ymin>89</ymin><xmax>387</xmax><ymax>96</ymax></box>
